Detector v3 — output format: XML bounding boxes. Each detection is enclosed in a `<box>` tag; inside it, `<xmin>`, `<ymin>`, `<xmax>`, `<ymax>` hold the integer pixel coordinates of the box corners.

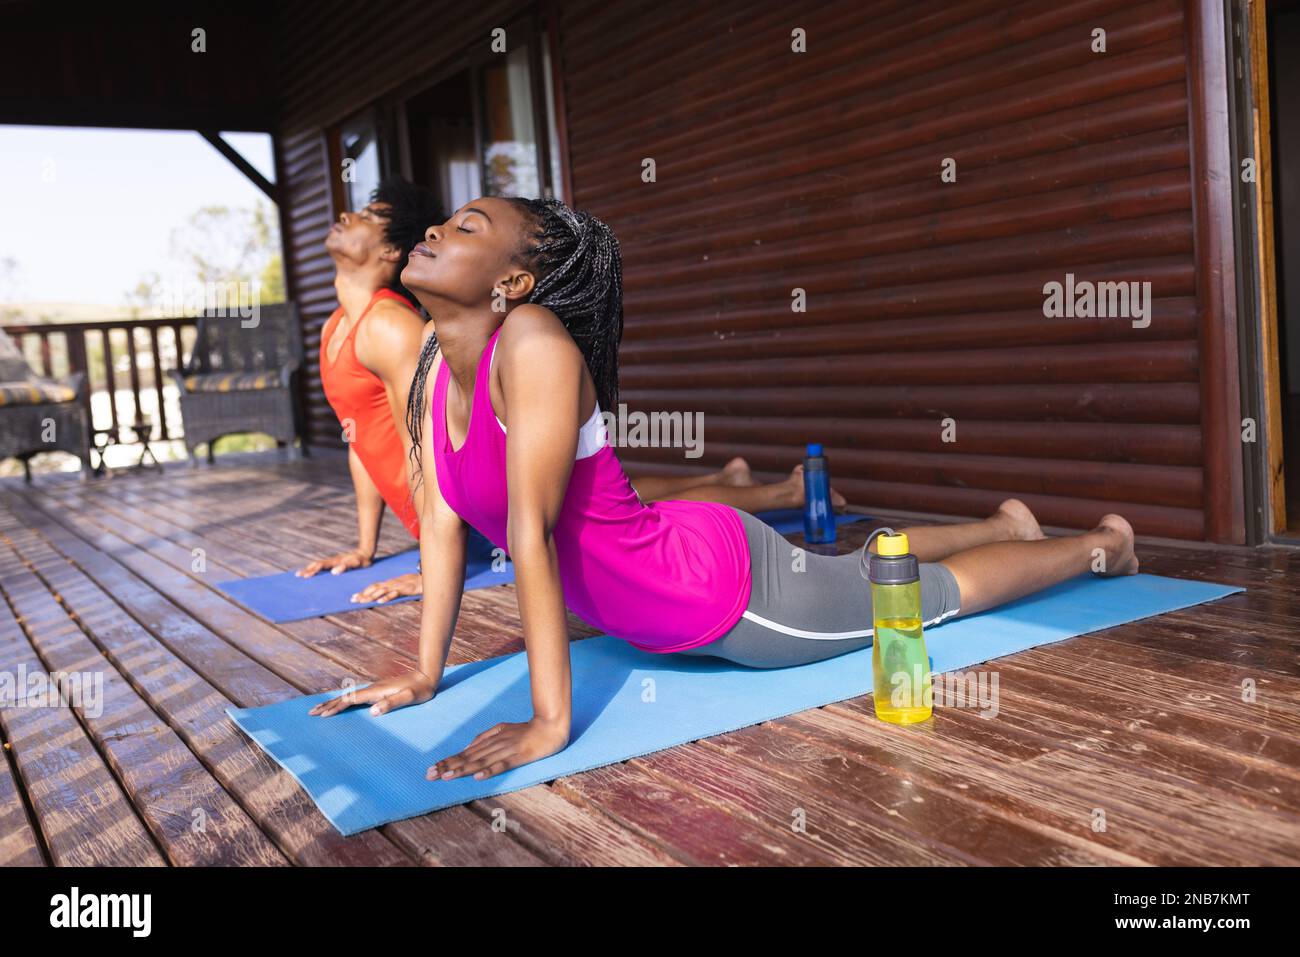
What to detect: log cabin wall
<box><xmin>274</xmin><ymin>0</ymin><xmax>1244</xmax><ymax>542</ymax></box>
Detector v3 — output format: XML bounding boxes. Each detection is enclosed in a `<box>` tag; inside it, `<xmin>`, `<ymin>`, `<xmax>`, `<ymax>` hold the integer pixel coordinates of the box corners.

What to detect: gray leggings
<box><xmin>677</xmin><ymin>508</ymin><xmax>963</xmax><ymax>669</ymax></box>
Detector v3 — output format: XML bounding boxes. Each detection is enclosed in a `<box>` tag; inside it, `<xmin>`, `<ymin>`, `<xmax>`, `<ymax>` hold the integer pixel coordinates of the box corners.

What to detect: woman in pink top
<box><xmin>310</xmin><ymin>197</ymin><xmax>1141</xmax><ymax>783</ymax></box>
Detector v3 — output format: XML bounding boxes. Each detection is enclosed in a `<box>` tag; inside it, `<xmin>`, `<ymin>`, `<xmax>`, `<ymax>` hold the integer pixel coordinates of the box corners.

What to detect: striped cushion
<box><xmin>0</xmin><ymin>380</ymin><xmax>77</xmax><ymax>406</ymax></box>
<box><xmin>183</xmin><ymin>370</ymin><xmax>281</xmax><ymax>393</ymax></box>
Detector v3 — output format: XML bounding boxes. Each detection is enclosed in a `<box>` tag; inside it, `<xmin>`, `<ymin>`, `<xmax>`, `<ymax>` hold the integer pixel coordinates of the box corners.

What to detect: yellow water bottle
<box><xmin>862</xmin><ymin>529</ymin><xmax>933</xmax><ymax>724</ymax></box>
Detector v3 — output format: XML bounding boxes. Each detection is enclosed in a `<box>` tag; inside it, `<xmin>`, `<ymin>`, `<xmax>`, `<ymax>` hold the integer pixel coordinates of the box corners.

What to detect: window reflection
<box><xmin>340</xmin><ymin>114</ymin><xmax>381</xmax><ymax>211</ymax></box>
<box><xmin>479</xmin><ymin>44</ymin><xmax>540</xmax><ymax>198</ymax></box>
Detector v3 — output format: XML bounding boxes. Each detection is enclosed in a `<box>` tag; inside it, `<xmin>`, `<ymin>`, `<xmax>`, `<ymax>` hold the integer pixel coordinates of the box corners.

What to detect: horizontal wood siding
<box><xmin>557</xmin><ymin>0</ymin><xmax>1212</xmax><ymax>538</ymax></box>
<box><xmin>273</xmin><ymin>0</ymin><xmax>1234</xmax><ymax>539</ymax></box>
<box><xmin>276</xmin><ymin>128</ymin><xmax>338</xmax><ymax>446</ymax></box>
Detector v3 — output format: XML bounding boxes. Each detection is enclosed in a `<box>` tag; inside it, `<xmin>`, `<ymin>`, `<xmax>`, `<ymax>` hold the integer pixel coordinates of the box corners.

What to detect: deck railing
<box><xmin>3</xmin><ymin>317</ymin><xmax>198</xmax><ymax>455</ymax></box>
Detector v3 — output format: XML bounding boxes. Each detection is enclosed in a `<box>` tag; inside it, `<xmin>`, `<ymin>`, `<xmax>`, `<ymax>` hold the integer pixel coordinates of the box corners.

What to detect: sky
<box><xmin>0</xmin><ymin>125</ymin><xmax>276</xmax><ymax>306</ymax></box>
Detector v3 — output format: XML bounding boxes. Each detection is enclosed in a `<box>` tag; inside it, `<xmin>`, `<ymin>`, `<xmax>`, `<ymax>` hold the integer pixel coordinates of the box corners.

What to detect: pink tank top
<box><xmin>431</xmin><ymin>326</ymin><xmax>751</xmax><ymax>653</ymax></box>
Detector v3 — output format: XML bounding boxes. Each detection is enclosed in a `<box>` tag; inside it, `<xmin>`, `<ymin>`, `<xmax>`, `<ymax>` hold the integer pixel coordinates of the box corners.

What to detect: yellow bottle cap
<box><xmin>877</xmin><ymin>532</ymin><xmax>910</xmax><ymax>556</ymax></box>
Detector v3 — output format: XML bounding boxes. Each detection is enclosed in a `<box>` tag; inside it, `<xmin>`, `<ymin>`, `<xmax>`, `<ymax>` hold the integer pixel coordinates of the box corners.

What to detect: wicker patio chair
<box><xmin>170</xmin><ymin>302</ymin><xmax>307</xmax><ymax>462</ymax></box>
<box><xmin>0</xmin><ymin>329</ymin><xmax>92</xmax><ymax>480</ymax></box>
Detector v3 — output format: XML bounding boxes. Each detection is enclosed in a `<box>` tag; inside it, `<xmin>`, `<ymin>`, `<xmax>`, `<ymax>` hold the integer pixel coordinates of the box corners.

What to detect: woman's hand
<box><xmin>309</xmin><ymin>670</ymin><xmax>438</xmax><ymax>718</ymax></box>
<box><xmin>296</xmin><ymin>548</ymin><xmax>374</xmax><ymax>577</ymax></box>
<box><xmin>350</xmin><ymin>572</ymin><xmax>423</xmax><ymax>604</ymax></box>
<box><xmin>430</xmin><ymin>715</ymin><xmax>570</xmax><ymax>782</ymax></box>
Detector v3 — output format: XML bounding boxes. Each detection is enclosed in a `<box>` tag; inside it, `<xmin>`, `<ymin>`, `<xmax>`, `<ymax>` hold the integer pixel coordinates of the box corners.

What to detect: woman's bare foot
<box><xmin>1091</xmin><ymin>514</ymin><xmax>1140</xmax><ymax>576</ymax></box>
<box><xmin>993</xmin><ymin>498</ymin><xmax>1045</xmax><ymax>542</ymax></box>
<box><xmin>782</xmin><ymin>464</ymin><xmax>848</xmax><ymax>508</ymax></box>
<box><xmin>720</xmin><ymin>456</ymin><xmax>758</xmax><ymax>487</ymax></box>
<box><xmin>351</xmin><ymin>572</ymin><xmax>423</xmax><ymax>604</ymax></box>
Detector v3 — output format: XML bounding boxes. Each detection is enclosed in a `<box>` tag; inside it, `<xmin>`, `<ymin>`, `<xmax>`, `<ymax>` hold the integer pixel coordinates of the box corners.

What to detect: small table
<box><xmin>91</xmin><ymin>412</ymin><xmax>162</xmax><ymax>475</ymax></box>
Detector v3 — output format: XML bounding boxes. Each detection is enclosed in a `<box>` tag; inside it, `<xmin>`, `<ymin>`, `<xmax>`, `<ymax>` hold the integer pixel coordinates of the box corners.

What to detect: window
<box><xmin>337</xmin><ymin>110</ymin><xmax>383</xmax><ymax>212</ymax></box>
<box><xmin>478</xmin><ymin>42</ymin><xmax>543</xmax><ymax>198</ymax></box>
<box><xmin>395</xmin><ymin>13</ymin><xmax>568</xmax><ymax>213</ymax></box>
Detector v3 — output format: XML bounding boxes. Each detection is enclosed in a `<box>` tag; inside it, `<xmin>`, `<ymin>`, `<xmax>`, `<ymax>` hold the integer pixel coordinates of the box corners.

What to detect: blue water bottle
<box><xmin>803</xmin><ymin>442</ymin><xmax>835</xmax><ymax>543</ymax></box>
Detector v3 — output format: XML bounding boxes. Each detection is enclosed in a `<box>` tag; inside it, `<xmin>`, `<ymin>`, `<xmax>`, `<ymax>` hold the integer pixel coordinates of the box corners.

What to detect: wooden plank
<box><xmin>22</xmin><ymin>495</ymin><xmax>364</xmax><ymax>694</ymax></box>
<box><xmin>631</xmin><ymin>738</ymin><xmax>1116</xmax><ymax>865</ymax></box>
<box><xmin>0</xmin><ymin>729</ymin><xmax>44</xmax><ymax>866</ymax></box>
<box><xmin>965</xmin><ymin>658</ymin><xmax>1300</xmax><ymax>809</ymax></box>
<box><xmin>45</xmin><ymin>471</ymin><xmax>435</xmax><ymax>670</ymax></box>
<box><xmin>1102</xmin><ymin>610</ymin><xmax>1300</xmax><ymax>677</ymax></box>
<box><xmin>0</xmin><ymin>565</ymin><xmax>164</xmax><ymax>866</ymax></box>
<box><xmin>1012</xmin><ymin>639</ymin><xmax>1300</xmax><ymax>730</ymax></box>
<box><xmin>474</xmin><ymin>783</ymin><xmax>682</xmax><ymax>866</ymax></box>
<box><xmin>6</xmin><ymin>485</ymin><xmax>547</xmax><ymax>865</ymax></box>
<box><xmin>5</xmin><ymin>492</ymin><xmax>419</xmax><ymax>864</ymax></box>
<box><xmin>0</xmin><ymin>509</ymin><xmax>289</xmax><ymax>866</ymax></box>
<box><xmin>47</xmin><ymin>479</ymin><xmax>418</xmax><ymax>676</ymax></box>
<box><xmin>550</xmin><ymin>757</ymin><xmax>869</xmax><ymax>866</ymax></box>
<box><xmin>619</xmin><ymin>380</ymin><xmax>1203</xmax><ymax>423</ymax></box>
<box><xmin>2</xmin><ymin>490</ymin><xmax>418</xmax><ymax>865</ymax></box>
<box><xmin>786</xmin><ymin>703</ymin><xmax>1297</xmax><ymax>864</ymax></box>
<box><xmin>73</xmin><ymin>463</ymin><xmax>550</xmax><ymax>663</ymax></box>
<box><xmin>577</xmin><ymin>5</ymin><xmax>1182</xmax><ymax>196</ymax></box>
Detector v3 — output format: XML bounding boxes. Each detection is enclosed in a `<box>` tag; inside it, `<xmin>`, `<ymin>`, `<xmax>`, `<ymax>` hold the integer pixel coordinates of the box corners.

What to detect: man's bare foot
<box><xmin>993</xmin><ymin>498</ymin><xmax>1045</xmax><ymax>542</ymax></box>
<box><xmin>782</xmin><ymin>464</ymin><xmax>848</xmax><ymax>508</ymax></box>
<box><xmin>720</xmin><ymin>457</ymin><xmax>757</xmax><ymax>487</ymax></box>
<box><xmin>351</xmin><ymin>573</ymin><xmax>423</xmax><ymax>604</ymax></box>
<box><xmin>1092</xmin><ymin>514</ymin><xmax>1140</xmax><ymax>576</ymax></box>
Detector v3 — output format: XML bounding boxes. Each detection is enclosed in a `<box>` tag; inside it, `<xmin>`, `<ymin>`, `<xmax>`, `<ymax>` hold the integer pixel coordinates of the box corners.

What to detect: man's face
<box><xmin>324</xmin><ymin>201</ymin><xmax>397</xmax><ymax>269</ymax></box>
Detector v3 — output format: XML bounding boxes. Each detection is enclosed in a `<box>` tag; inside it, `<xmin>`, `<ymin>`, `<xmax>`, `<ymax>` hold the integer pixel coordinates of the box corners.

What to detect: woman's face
<box><xmin>401</xmin><ymin>196</ymin><xmax>535</xmax><ymax>309</ymax></box>
<box><xmin>324</xmin><ymin>201</ymin><xmax>398</xmax><ymax>269</ymax></box>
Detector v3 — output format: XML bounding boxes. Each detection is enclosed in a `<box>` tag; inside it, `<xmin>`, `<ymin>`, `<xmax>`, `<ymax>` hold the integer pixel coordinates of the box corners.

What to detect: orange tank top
<box><xmin>320</xmin><ymin>288</ymin><xmax>422</xmax><ymax>540</ymax></box>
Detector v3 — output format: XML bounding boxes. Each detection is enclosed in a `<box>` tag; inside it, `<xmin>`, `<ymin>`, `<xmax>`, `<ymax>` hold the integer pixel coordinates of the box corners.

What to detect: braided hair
<box><xmin>405</xmin><ymin>197</ymin><xmax>625</xmax><ymax>491</ymax></box>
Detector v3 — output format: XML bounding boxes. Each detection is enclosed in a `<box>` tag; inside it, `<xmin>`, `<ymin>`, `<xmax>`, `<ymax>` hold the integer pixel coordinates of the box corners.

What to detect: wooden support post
<box><xmin>1187</xmin><ymin>0</ymin><xmax>1247</xmax><ymax>543</ymax></box>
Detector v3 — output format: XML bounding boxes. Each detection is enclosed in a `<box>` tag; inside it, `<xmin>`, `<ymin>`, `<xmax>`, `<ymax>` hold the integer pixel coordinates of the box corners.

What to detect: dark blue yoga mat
<box><xmin>215</xmin><ymin>527</ymin><xmax>512</xmax><ymax>622</ymax></box>
<box><xmin>752</xmin><ymin>508</ymin><xmax>871</xmax><ymax>536</ymax></box>
<box><xmin>227</xmin><ymin>571</ymin><xmax>1242</xmax><ymax>836</ymax></box>
<box><xmin>217</xmin><ymin>509</ymin><xmax>871</xmax><ymax>622</ymax></box>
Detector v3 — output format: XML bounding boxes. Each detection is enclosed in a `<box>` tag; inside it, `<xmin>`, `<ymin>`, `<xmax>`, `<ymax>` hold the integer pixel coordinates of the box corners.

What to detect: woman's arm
<box><xmin>296</xmin><ymin>442</ymin><xmax>386</xmax><ymax>576</ymax></box>
<box><xmin>358</xmin><ymin>301</ymin><xmax>427</xmax><ymax>517</ymax></box>
<box><xmin>410</xmin><ymin>350</ymin><xmax>470</xmax><ymax>686</ymax></box>
<box><xmin>432</xmin><ymin>310</ymin><xmax>582</xmax><ymax>781</ymax></box>
<box><xmin>310</xmin><ymin>349</ymin><xmax>468</xmax><ymax>718</ymax></box>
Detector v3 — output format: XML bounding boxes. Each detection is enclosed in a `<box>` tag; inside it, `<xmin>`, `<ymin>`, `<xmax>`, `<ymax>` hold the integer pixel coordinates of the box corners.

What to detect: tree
<box><xmin>123</xmin><ymin>200</ymin><xmax>284</xmax><ymax>313</ymax></box>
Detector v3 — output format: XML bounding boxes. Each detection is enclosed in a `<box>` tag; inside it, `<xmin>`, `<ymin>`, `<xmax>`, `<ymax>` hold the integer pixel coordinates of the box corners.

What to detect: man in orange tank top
<box><xmin>296</xmin><ymin>178</ymin><xmax>442</xmax><ymax>601</ymax></box>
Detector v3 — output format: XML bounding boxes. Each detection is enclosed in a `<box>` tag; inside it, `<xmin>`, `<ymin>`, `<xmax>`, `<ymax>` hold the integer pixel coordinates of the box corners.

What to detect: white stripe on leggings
<box><xmin>739</xmin><ymin>606</ymin><xmax>962</xmax><ymax>641</ymax></box>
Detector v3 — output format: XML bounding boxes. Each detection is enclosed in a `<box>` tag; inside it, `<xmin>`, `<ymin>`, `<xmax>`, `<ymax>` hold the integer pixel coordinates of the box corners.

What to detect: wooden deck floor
<box><xmin>1</xmin><ymin>450</ymin><xmax>1297</xmax><ymax>866</ymax></box>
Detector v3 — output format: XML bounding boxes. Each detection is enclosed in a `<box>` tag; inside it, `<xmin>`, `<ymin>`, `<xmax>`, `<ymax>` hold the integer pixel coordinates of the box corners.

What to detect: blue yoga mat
<box><xmin>216</xmin><ymin>509</ymin><xmax>871</xmax><ymax>622</ymax></box>
<box><xmin>227</xmin><ymin>571</ymin><xmax>1241</xmax><ymax>836</ymax></box>
<box><xmin>215</xmin><ymin>527</ymin><xmax>513</xmax><ymax>622</ymax></box>
<box><xmin>751</xmin><ymin>508</ymin><xmax>870</xmax><ymax>536</ymax></box>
